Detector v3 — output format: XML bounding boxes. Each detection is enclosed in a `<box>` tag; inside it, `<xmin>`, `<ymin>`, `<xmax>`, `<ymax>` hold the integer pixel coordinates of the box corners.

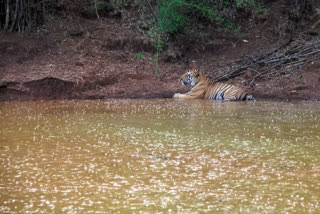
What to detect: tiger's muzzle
<box><xmin>181</xmin><ymin>78</ymin><xmax>191</xmax><ymax>86</ymax></box>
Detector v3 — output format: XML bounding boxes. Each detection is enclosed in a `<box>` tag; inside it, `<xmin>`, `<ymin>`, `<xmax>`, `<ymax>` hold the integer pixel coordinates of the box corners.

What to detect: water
<box><xmin>0</xmin><ymin>99</ymin><xmax>320</xmax><ymax>213</ymax></box>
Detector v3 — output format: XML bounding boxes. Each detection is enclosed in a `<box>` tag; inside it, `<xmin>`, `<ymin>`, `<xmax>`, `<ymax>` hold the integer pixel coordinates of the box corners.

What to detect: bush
<box><xmin>147</xmin><ymin>0</ymin><xmax>263</xmax><ymax>75</ymax></box>
<box><xmin>155</xmin><ymin>0</ymin><xmax>262</xmax><ymax>37</ymax></box>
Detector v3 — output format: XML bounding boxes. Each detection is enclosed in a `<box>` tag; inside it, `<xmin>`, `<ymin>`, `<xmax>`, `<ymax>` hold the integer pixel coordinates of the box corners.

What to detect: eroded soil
<box><xmin>1</xmin><ymin>15</ymin><xmax>320</xmax><ymax>102</ymax></box>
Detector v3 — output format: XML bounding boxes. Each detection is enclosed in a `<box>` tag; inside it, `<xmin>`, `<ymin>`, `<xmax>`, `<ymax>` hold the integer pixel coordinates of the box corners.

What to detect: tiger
<box><xmin>173</xmin><ymin>69</ymin><xmax>255</xmax><ymax>101</ymax></box>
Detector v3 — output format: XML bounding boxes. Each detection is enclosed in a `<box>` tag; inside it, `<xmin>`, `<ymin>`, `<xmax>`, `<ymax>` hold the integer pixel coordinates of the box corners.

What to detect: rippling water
<box><xmin>0</xmin><ymin>99</ymin><xmax>320</xmax><ymax>213</ymax></box>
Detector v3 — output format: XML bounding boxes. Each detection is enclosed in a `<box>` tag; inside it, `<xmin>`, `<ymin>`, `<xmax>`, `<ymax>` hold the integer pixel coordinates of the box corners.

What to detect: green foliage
<box><xmin>148</xmin><ymin>0</ymin><xmax>262</xmax><ymax>75</ymax></box>
<box><xmin>149</xmin><ymin>30</ymin><xmax>163</xmax><ymax>76</ymax></box>
<box><xmin>157</xmin><ymin>0</ymin><xmax>186</xmax><ymax>34</ymax></box>
<box><xmin>153</xmin><ymin>55</ymin><xmax>160</xmax><ymax>76</ymax></box>
<box><xmin>134</xmin><ymin>52</ymin><xmax>145</xmax><ymax>59</ymax></box>
<box><xmin>155</xmin><ymin>0</ymin><xmax>262</xmax><ymax>37</ymax></box>
<box><xmin>314</xmin><ymin>19</ymin><xmax>320</xmax><ymax>28</ymax></box>
<box><xmin>313</xmin><ymin>8</ymin><xmax>320</xmax><ymax>28</ymax></box>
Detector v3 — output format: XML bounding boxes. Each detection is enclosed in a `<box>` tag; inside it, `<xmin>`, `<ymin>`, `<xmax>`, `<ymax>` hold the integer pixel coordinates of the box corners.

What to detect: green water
<box><xmin>0</xmin><ymin>99</ymin><xmax>320</xmax><ymax>213</ymax></box>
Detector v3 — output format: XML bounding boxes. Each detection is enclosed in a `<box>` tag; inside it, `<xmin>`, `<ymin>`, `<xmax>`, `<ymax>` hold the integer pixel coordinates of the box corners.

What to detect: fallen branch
<box><xmin>213</xmin><ymin>37</ymin><xmax>320</xmax><ymax>82</ymax></box>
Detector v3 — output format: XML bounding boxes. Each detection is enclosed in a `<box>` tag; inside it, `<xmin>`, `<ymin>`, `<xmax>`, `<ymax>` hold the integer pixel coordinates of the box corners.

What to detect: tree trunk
<box><xmin>4</xmin><ymin>0</ymin><xmax>10</xmax><ymax>31</ymax></box>
<box><xmin>10</xmin><ymin>0</ymin><xmax>20</xmax><ymax>32</ymax></box>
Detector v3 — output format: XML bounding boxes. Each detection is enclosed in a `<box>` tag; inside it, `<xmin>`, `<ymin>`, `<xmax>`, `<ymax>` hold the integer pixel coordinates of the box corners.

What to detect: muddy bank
<box><xmin>1</xmin><ymin>16</ymin><xmax>320</xmax><ymax>102</ymax></box>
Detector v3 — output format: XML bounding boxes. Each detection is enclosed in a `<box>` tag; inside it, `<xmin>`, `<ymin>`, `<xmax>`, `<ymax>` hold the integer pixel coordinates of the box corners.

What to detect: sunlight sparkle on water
<box><xmin>0</xmin><ymin>99</ymin><xmax>320</xmax><ymax>213</ymax></box>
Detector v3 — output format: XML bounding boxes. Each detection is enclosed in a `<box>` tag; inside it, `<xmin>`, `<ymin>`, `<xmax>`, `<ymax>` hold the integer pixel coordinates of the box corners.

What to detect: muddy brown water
<box><xmin>0</xmin><ymin>99</ymin><xmax>320</xmax><ymax>213</ymax></box>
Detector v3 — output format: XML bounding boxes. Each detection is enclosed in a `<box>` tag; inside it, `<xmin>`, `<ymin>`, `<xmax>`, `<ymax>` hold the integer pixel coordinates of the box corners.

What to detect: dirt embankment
<box><xmin>0</xmin><ymin>18</ymin><xmax>186</xmax><ymax>101</ymax></box>
<box><xmin>1</xmin><ymin>2</ymin><xmax>320</xmax><ymax>102</ymax></box>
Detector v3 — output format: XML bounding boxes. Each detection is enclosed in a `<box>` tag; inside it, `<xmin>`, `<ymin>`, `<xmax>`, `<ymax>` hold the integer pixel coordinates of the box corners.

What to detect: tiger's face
<box><xmin>180</xmin><ymin>69</ymin><xmax>199</xmax><ymax>86</ymax></box>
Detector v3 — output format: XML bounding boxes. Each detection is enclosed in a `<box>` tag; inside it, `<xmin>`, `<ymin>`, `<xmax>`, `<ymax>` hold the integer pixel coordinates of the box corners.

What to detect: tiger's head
<box><xmin>180</xmin><ymin>69</ymin><xmax>200</xmax><ymax>87</ymax></box>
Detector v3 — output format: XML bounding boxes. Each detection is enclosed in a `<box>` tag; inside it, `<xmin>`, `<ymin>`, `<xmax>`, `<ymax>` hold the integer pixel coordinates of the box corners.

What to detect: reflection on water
<box><xmin>0</xmin><ymin>99</ymin><xmax>320</xmax><ymax>213</ymax></box>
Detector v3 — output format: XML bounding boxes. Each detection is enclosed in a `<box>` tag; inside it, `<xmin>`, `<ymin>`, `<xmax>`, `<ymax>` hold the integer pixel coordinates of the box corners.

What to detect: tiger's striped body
<box><xmin>173</xmin><ymin>69</ymin><xmax>255</xmax><ymax>101</ymax></box>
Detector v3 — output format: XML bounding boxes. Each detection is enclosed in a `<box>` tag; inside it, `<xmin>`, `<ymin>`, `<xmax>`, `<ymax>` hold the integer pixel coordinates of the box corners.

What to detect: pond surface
<box><xmin>0</xmin><ymin>99</ymin><xmax>320</xmax><ymax>213</ymax></box>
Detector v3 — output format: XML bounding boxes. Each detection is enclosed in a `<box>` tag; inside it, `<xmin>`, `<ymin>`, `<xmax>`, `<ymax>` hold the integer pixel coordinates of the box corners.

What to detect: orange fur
<box><xmin>173</xmin><ymin>69</ymin><xmax>255</xmax><ymax>101</ymax></box>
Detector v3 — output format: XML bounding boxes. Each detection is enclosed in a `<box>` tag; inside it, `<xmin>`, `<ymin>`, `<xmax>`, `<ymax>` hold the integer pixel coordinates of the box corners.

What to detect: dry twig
<box><xmin>213</xmin><ymin>37</ymin><xmax>320</xmax><ymax>83</ymax></box>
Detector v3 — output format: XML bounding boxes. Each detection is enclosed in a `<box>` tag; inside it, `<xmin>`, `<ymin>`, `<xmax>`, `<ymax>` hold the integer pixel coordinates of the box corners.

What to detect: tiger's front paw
<box><xmin>173</xmin><ymin>93</ymin><xmax>182</xmax><ymax>98</ymax></box>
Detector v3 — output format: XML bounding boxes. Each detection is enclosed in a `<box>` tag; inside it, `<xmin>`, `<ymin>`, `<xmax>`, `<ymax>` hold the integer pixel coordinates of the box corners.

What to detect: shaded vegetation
<box><xmin>0</xmin><ymin>0</ymin><xmax>52</xmax><ymax>32</ymax></box>
<box><xmin>1</xmin><ymin>0</ymin><xmax>317</xmax><ymax>41</ymax></box>
<box><xmin>149</xmin><ymin>0</ymin><xmax>264</xmax><ymax>74</ymax></box>
<box><xmin>1</xmin><ymin>0</ymin><xmax>319</xmax><ymax>76</ymax></box>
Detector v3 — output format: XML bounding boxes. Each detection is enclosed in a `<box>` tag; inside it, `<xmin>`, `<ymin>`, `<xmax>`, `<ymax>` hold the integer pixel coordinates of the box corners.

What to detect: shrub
<box><xmin>148</xmin><ymin>0</ymin><xmax>263</xmax><ymax>75</ymax></box>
